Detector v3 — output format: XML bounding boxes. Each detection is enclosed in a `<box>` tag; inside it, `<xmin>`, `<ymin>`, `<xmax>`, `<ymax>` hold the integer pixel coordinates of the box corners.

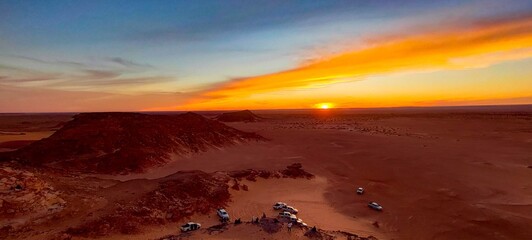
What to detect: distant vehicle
<box><xmin>356</xmin><ymin>187</ymin><xmax>364</xmax><ymax>195</ymax></box>
<box><xmin>278</xmin><ymin>211</ymin><xmax>292</xmax><ymax>218</ymax></box>
<box><xmin>296</xmin><ymin>218</ymin><xmax>308</xmax><ymax>227</ymax></box>
<box><xmin>180</xmin><ymin>222</ymin><xmax>201</xmax><ymax>232</ymax></box>
<box><xmin>281</xmin><ymin>205</ymin><xmax>299</xmax><ymax>214</ymax></box>
<box><xmin>273</xmin><ymin>202</ymin><xmax>287</xmax><ymax>209</ymax></box>
<box><xmin>217</xmin><ymin>208</ymin><xmax>230</xmax><ymax>221</ymax></box>
<box><xmin>368</xmin><ymin>202</ymin><xmax>383</xmax><ymax>211</ymax></box>
<box><xmin>289</xmin><ymin>214</ymin><xmax>298</xmax><ymax>222</ymax></box>
<box><xmin>278</xmin><ymin>211</ymin><xmax>298</xmax><ymax>222</ymax></box>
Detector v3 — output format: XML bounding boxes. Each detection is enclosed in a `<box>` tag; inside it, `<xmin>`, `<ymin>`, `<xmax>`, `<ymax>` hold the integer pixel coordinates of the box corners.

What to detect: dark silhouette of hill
<box><xmin>8</xmin><ymin>112</ymin><xmax>265</xmax><ymax>174</ymax></box>
<box><xmin>216</xmin><ymin>110</ymin><xmax>262</xmax><ymax>122</ymax></box>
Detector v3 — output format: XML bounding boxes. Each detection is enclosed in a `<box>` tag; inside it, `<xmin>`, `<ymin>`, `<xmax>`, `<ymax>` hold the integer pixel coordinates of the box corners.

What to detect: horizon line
<box><xmin>1</xmin><ymin>103</ymin><xmax>531</xmax><ymax>115</ymax></box>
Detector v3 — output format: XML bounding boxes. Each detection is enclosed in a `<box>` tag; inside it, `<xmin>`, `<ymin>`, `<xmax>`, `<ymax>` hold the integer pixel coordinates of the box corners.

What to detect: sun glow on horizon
<box><xmin>170</xmin><ymin>14</ymin><xmax>532</xmax><ymax>112</ymax></box>
<box><xmin>315</xmin><ymin>102</ymin><xmax>334</xmax><ymax>109</ymax></box>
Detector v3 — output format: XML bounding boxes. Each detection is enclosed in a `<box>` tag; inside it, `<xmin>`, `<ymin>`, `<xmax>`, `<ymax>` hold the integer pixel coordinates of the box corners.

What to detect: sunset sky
<box><xmin>1</xmin><ymin>0</ymin><xmax>531</xmax><ymax>112</ymax></box>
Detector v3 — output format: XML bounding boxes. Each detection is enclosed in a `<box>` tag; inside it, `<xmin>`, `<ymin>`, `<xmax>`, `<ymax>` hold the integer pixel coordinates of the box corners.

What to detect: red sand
<box><xmin>1</xmin><ymin>109</ymin><xmax>531</xmax><ymax>240</ymax></box>
<box><xmin>130</xmin><ymin>110</ymin><xmax>532</xmax><ymax>239</ymax></box>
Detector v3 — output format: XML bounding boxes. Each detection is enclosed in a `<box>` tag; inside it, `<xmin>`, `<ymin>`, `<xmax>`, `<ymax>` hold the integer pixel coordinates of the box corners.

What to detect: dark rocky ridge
<box><xmin>216</xmin><ymin>110</ymin><xmax>262</xmax><ymax>122</ymax></box>
<box><xmin>7</xmin><ymin>112</ymin><xmax>265</xmax><ymax>174</ymax></box>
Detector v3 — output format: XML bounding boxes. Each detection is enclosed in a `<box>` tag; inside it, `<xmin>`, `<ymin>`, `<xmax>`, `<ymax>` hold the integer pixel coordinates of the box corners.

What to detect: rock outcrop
<box><xmin>65</xmin><ymin>171</ymin><xmax>230</xmax><ymax>237</ymax></box>
<box><xmin>216</xmin><ymin>110</ymin><xmax>262</xmax><ymax>122</ymax></box>
<box><xmin>0</xmin><ymin>166</ymin><xmax>65</xmax><ymax>221</ymax></box>
<box><xmin>8</xmin><ymin>112</ymin><xmax>265</xmax><ymax>174</ymax></box>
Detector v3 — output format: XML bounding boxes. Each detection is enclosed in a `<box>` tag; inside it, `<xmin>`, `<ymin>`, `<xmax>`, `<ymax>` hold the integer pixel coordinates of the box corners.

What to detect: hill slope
<box><xmin>8</xmin><ymin>112</ymin><xmax>265</xmax><ymax>174</ymax></box>
<box><xmin>216</xmin><ymin>110</ymin><xmax>262</xmax><ymax>122</ymax></box>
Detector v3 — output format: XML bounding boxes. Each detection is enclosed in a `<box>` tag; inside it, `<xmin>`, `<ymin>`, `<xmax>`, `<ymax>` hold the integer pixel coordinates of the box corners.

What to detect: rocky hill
<box><xmin>62</xmin><ymin>164</ymin><xmax>314</xmax><ymax>238</ymax></box>
<box><xmin>215</xmin><ymin>110</ymin><xmax>262</xmax><ymax>122</ymax></box>
<box><xmin>7</xmin><ymin>112</ymin><xmax>265</xmax><ymax>174</ymax></box>
<box><xmin>65</xmin><ymin>170</ymin><xmax>231</xmax><ymax>237</ymax></box>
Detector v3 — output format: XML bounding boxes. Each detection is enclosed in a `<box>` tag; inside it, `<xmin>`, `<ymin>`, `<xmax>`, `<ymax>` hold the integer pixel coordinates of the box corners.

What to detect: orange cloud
<box><xmin>179</xmin><ymin>14</ymin><xmax>532</xmax><ymax>110</ymax></box>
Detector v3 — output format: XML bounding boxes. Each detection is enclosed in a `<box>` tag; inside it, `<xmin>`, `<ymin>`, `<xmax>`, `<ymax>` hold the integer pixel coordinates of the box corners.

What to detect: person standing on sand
<box><xmin>287</xmin><ymin>222</ymin><xmax>292</xmax><ymax>232</ymax></box>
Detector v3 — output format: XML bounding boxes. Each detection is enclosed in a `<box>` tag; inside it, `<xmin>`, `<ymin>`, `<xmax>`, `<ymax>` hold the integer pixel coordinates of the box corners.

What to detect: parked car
<box><xmin>368</xmin><ymin>202</ymin><xmax>383</xmax><ymax>211</ymax></box>
<box><xmin>279</xmin><ymin>211</ymin><xmax>295</xmax><ymax>218</ymax></box>
<box><xmin>278</xmin><ymin>211</ymin><xmax>298</xmax><ymax>221</ymax></box>
<box><xmin>281</xmin><ymin>205</ymin><xmax>299</xmax><ymax>214</ymax></box>
<box><xmin>273</xmin><ymin>202</ymin><xmax>287</xmax><ymax>210</ymax></box>
<box><xmin>296</xmin><ymin>218</ymin><xmax>308</xmax><ymax>227</ymax></box>
<box><xmin>278</xmin><ymin>211</ymin><xmax>291</xmax><ymax>218</ymax></box>
<box><xmin>356</xmin><ymin>187</ymin><xmax>364</xmax><ymax>195</ymax></box>
<box><xmin>289</xmin><ymin>214</ymin><xmax>298</xmax><ymax>222</ymax></box>
<box><xmin>217</xmin><ymin>208</ymin><xmax>230</xmax><ymax>221</ymax></box>
<box><xmin>180</xmin><ymin>222</ymin><xmax>201</xmax><ymax>232</ymax></box>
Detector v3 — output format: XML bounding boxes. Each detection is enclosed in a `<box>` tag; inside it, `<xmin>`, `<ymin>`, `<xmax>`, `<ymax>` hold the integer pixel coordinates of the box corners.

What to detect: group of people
<box><xmin>250</xmin><ymin>217</ymin><xmax>260</xmax><ymax>224</ymax></box>
<box><xmin>244</xmin><ymin>212</ymin><xmax>317</xmax><ymax>234</ymax></box>
<box><xmin>250</xmin><ymin>212</ymin><xmax>267</xmax><ymax>224</ymax></box>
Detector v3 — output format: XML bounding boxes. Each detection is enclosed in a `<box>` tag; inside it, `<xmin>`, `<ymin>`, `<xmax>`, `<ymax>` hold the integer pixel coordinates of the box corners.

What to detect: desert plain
<box><xmin>0</xmin><ymin>106</ymin><xmax>531</xmax><ymax>240</ymax></box>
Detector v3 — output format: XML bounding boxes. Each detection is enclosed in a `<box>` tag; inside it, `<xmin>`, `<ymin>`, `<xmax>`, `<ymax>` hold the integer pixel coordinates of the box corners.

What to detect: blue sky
<box><xmin>1</xmin><ymin>0</ymin><xmax>531</xmax><ymax>112</ymax></box>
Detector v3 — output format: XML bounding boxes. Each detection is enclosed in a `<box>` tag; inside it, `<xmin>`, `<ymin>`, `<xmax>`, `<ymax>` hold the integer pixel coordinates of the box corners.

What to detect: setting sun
<box><xmin>315</xmin><ymin>103</ymin><xmax>334</xmax><ymax>109</ymax></box>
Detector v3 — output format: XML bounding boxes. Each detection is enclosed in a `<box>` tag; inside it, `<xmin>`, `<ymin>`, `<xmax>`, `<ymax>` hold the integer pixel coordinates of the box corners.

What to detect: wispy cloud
<box><xmin>80</xmin><ymin>69</ymin><xmax>121</xmax><ymax>79</ymax></box>
<box><xmin>3</xmin><ymin>55</ymin><xmax>154</xmax><ymax>71</ymax></box>
<box><xmin>5</xmin><ymin>55</ymin><xmax>87</xmax><ymax>67</ymax></box>
<box><xmin>0</xmin><ymin>64</ymin><xmax>63</xmax><ymax>84</ymax></box>
<box><xmin>180</xmin><ymin>13</ymin><xmax>532</xmax><ymax>109</ymax></box>
<box><xmin>0</xmin><ymin>75</ymin><xmax>61</xmax><ymax>84</ymax></box>
<box><xmin>0</xmin><ymin>84</ymin><xmax>188</xmax><ymax>113</ymax></box>
<box><xmin>106</xmin><ymin>57</ymin><xmax>154</xmax><ymax>69</ymax></box>
<box><xmin>61</xmin><ymin>75</ymin><xmax>174</xmax><ymax>87</ymax></box>
<box><xmin>0</xmin><ymin>55</ymin><xmax>169</xmax><ymax>92</ymax></box>
<box><xmin>0</xmin><ymin>64</ymin><xmax>30</xmax><ymax>71</ymax></box>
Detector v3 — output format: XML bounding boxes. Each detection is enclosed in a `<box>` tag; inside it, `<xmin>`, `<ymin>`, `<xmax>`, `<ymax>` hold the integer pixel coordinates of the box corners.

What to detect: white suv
<box><xmin>289</xmin><ymin>214</ymin><xmax>297</xmax><ymax>222</ymax></box>
<box><xmin>278</xmin><ymin>211</ymin><xmax>297</xmax><ymax>221</ymax></box>
<box><xmin>273</xmin><ymin>202</ymin><xmax>287</xmax><ymax>209</ymax></box>
<box><xmin>281</xmin><ymin>205</ymin><xmax>298</xmax><ymax>214</ymax></box>
<box><xmin>180</xmin><ymin>222</ymin><xmax>201</xmax><ymax>232</ymax></box>
<box><xmin>296</xmin><ymin>218</ymin><xmax>308</xmax><ymax>227</ymax></box>
<box><xmin>217</xmin><ymin>208</ymin><xmax>230</xmax><ymax>221</ymax></box>
<box><xmin>368</xmin><ymin>202</ymin><xmax>383</xmax><ymax>211</ymax></box>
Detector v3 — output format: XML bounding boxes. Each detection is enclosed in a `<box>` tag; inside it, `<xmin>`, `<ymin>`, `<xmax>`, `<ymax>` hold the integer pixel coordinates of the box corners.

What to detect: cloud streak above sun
<box><xmin>178</xmin><ymin>14</ymin><xmax>532</xmax><ymax>110</ymax></box>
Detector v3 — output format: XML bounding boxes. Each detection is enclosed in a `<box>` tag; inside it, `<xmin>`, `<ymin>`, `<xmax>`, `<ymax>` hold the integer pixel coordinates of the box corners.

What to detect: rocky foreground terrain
<box><xmin>0</xmin><ymin>166</ymin><xmax>65</xmax><ymax>222</ymax></box>
<box><xmin>159</xmin><ymin>217</ymin><xmax>378</xmax><ymax>240</ymax></box>
<box><xmin>0</xmin><ymin>162</ymin><xmax>320</xmax><ymax>240</ymax></box>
